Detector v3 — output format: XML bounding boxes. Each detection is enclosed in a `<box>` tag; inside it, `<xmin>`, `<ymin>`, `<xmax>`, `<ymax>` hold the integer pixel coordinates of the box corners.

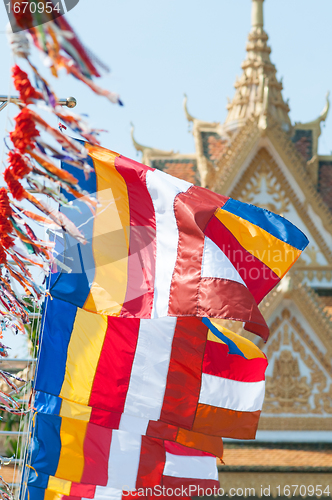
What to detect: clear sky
<box><xmin>0</xmin><ymin>0</ymin><xmax>332</xmax><ymax>164</ymax></box>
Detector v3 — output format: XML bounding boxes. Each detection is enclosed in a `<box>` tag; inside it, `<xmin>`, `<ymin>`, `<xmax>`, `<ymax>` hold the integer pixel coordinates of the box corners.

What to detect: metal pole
<box><xmin>0</xmin><ymin>101</ymin><xmax>8</xmax><ymax>112</ymax></box>
<box><xmin>0</xmin><ymin>95</ymin><xmax>77</xmax><ymax>111</ymax></box>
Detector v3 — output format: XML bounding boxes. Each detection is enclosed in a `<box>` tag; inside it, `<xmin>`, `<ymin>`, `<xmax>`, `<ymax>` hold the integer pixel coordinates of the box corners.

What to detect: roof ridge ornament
<box><xmin>130</xmin><ymin>122</ymin><xmax>174</xmax><ymax>157</ymax></box>
<box><xmin>183</xmin><ymin>93</ymin><xmax>195</xmax><ymax>123</ymax></box>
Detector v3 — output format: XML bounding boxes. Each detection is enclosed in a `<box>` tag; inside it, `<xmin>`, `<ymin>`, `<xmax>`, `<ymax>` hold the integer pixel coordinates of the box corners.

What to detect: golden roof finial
<box><xmin>224</xmin><ymin>0</ymin><xmax>291</xmax><ymax>133</ymax></box>
<box><xmin>251</xmin><ymin>0</ymin><xmax>264</xmax><ymax>28</ymax></box>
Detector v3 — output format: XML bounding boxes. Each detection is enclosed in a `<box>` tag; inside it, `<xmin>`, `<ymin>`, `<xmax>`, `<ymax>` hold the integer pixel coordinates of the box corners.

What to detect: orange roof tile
<box><xmin>218</xmin><ymin>447</ymin><xmax>332</xmax><ymax>469</ymax></box>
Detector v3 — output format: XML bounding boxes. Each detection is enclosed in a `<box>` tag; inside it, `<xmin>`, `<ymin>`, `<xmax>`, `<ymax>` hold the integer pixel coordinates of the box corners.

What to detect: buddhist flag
<box><xmin>27</xmin><ymin>470</ymin><xmax>97</xmax><ymax>498</ymax></box>
<box><xmin>33</xmin><ymin>391</ymin><xmax>224</xmax><ymax>458</ymax></box>
<box><xmin>35</xmin><ymin>297</ymin><xmax>267</xmax><ymax>440</ymax></box>
<box><xmin>29</xmin><ymin>413</ymin><xmax>219</xmax><ymax>491</ymax></box>
<box><xmin>50</xmin><ymin>144</ymin><xmax>308</xmax><ymax>340</ymax></box>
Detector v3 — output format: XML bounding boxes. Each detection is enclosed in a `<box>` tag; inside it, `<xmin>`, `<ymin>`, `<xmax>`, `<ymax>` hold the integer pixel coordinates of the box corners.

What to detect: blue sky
<box><xmin>0</xmin><ymin>0</ymin><xmax>332</xmax><ymax>163</ymax></box>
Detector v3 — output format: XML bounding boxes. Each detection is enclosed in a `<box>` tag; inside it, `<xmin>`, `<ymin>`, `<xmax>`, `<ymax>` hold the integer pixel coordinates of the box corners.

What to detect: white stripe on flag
<box><xmin>163</xmin><ymin>452</ymin><xmax>218</xmax><ymax>480</ymax></box>
<box><xmin>199</xmin><ymin>373</ymin><xmax>265</xmax><ymax>412</ymax></box>
<box><xmin>123</xmin><ymin>317</ymin><xmax>177</xmax><ymax>420</ymax></box>
<box><xmin>92</xmin><ymin>487</ymin><xmax>123</xmax><ymax>500</ymax></box>
<box><xmin>146</xmin><ymin>169</ymin><xmax>192</xmax><ymax>318</ymax></box>
<box><xmin>107</xmin><ymin>431</ymin><xmax>141</xmax><ymax>490</ymax></box>
<box><xmin>119</xmin><ymin>413</ymin><xmax>149</xmax><ymax>435</ymax></box>
<box><xmin>201</xmin><ymin>236</ymin><xmax>246</xmax><ymax>286</ymax></box>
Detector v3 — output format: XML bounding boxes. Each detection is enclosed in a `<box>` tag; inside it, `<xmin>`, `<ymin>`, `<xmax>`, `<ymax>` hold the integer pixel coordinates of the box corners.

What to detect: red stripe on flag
<box><xmin>164</xmin><ymin>440</ymin><xmax>213</xmax><ymax>457</ymax></box>
<box><xmin>115</xmin><ymin>156</ymin><xmax>156</xmax><ymax>318</ymax></box>
<box><xmin>70</xmin><ymin>483</ymin><xmax>96</xmax><ymax>498</ymax></box>
<box><xmin>89</xmin><ymin>317</ymin><xmax>140</xmax><ymax>412</ymax></box>
<box><xmin>146</xmin><ymin>421</ymin><xmax>179</xmax><ymax>441</ymax></box>
<box><xmin>63</xmin><ymin>496</ymin><xmax>85</xmax><ymax>500</ymax></box>
<box><xmin>135</xmin><ymin>436</ymin><xmax>166</xmax><ymax>489</ymax></box>
<box><xmin>197</xmin><ymin>278</ymin><xmax>269</xmax><ymax>340</ymax></box>
<box><xmin>193</xmin><ymin>404</ymin><xmax>261</xmax><ymax>439</ymax></box>
<box><xmin>90</xmin><ymin>407</ymin><xmax>121</xmax><ymax>429</ymax></box>
<box><xmin>203</xmin><ymin>340</ymin><xmax>268</xmax><ymax>382</ymax></box>
<box><xmin>162</xmin><ymin>477</ymin><xmax>219</xmax><ymax>492</ymax></box>
<box><xmin>168</xmin><ymin>186</ymin><xmax>228</xmax><ymax>316</ymax></box>
<box><xmin>205</xmin><ymin>215</ymin><xmax>280</xmax><ymax>303</ymax></box>
<box><xmin>159</xmin><ymin>317</ymin><xmax>208</xmax><ymax>429</ymax></box>
<box><xmin>147</xmin><ymin>421</ymin><xmax>224</xmax><ymax>459</ymax></box>
<box><xmin>80</xmin><ymin>423</ymin><xmax>112</xmax><ymax>486</ymax></box>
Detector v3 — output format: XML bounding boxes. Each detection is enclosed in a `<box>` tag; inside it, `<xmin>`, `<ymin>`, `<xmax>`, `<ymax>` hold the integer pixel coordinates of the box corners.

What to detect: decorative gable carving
<box><xmin>264</xmin><ymin>310</ymin><xmax>328</xmax><ymax>415</ymax></box>
<box><xmin>259</xmin><ymin>307</ymin><xmax>332</xmax><ymax>430</ymax></box>
<box><xmin>231</xmin><ymin>148</ymin><xmax>290</xmax><ymax>215</ymax></box>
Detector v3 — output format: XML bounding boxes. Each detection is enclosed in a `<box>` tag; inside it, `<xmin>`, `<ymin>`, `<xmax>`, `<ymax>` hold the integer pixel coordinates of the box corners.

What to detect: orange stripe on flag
<box><xmin>192</xmin><ymin>403</ymin><xmax>261</xmax><ymax>440</ymax></box>
<box><xmin>84</xmin><ymin>144</ymin><xmax>130</xmax><ymax>315</ymax></box>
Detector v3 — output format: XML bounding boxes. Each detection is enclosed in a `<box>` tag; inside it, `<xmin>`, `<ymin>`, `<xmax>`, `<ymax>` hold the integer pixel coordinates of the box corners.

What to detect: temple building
<box><xmin>132</xmin><ymin>0</ymin><xmax>332</xmax><ymax>493</ymax></box>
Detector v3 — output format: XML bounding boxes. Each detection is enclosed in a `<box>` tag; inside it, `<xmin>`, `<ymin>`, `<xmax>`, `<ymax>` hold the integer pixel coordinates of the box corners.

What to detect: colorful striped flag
<box><xmin>29</xmin><ymin>415</ymin><xmax>219</xmax><ymax>491</ymax></box>
<box><xmin>27</xmin><ymin>470</ymin><xmax>97</xmax><ymax>498</ymax></box>
<box><xmin>50</xmin><ymin>144</ymin><xmax>308</xmax><ymax>340</ymax></box>
<box><xmin>32</xmin><ymin>391</ymin><xmax>224</xmax><ymax>458</ymax></box>
<box><xmin>35</xmin><ymin>297</ymin><xmax>267</xmax><ymax>440</ymax></box>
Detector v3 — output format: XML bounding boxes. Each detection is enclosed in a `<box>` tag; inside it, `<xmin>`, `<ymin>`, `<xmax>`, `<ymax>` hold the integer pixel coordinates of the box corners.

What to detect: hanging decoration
<box><xmin>0</xmin><ymin>0</ymin><xmax>122</xmax><ymax>427</ymax></box>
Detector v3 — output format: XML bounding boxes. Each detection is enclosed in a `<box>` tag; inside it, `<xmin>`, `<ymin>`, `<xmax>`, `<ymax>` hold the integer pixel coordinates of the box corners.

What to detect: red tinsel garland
<box><xmin>12</xmin><ymin>65</ymin><xmax>42</xmax><ymax>104</ymax></box>
<box><xmin>9</xmin><ymin>108</ymin><xmax>40</xmax><ymax>153</ymax></box>
<box><xmin>7</xmin><ymin>151</ymin><xmax>31</xmax><ymax>178</ymax></box>
<box><xmin>3</xmin><ymin>169</ymin><xmax>26</xmax><ymax>201</ymax></box>
<box><xmin>0</xmin><ymin>189</ymin><xmax>14</xmax><ymax>262</ymax></box>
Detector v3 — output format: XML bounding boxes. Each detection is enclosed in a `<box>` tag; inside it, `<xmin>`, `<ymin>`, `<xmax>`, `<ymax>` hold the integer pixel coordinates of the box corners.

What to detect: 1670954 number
<box><xmin>276</xmin><ymin>485</ymin><xmax>330</xmax><ymax>497</ymax></box>
<box><xmin>6</xmin><ymin>1</ymin><xmax>61</xmax><ymax>14</ymax></box>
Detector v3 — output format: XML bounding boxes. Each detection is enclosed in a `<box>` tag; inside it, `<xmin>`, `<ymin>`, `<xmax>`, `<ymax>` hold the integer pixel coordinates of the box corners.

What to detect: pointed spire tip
<box><xmin>251</xmin><ymin>0</ymin><xmax>264</xmax><ymax>29</ymax></box>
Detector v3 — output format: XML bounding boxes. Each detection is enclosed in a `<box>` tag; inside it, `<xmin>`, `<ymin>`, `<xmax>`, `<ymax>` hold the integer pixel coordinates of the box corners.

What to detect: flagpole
<box><xmin>0</xmin><ymin>95</ymin><xmax>77</xmax><ymax>112</ymax></box>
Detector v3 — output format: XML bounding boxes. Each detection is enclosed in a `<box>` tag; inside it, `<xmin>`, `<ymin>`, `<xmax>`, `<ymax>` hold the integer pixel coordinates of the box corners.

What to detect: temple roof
<box><xmin>224</xmin><ymin>0</ymin><xmax>292</xmax><ymax>133</ymax></box>
<box><xmin>219</xmin><ymin>443</ymin><xmax>332</xmax><ymax>472</ymax></box>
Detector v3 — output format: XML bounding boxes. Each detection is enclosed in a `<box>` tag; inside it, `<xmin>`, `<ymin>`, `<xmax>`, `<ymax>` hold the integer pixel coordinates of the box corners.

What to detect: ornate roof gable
<box><xmin>257</xmin><ymin>283</ymin><xmax>332</xmax><ymax>431</ymax></box>
<box><xmin>218</xmin><ymin>277</ymin><xmax>332</xmax><ymax>431</ymax></box>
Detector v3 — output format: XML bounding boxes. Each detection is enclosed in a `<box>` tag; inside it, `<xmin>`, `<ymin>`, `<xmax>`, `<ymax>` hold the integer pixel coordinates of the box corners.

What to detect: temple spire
<box><xmin>251</xmin><ymin>0</ymin><xmax>264</xmax><ymax>28</ymax></box>
<box><xmin>224</xmin><ymin>0</ymin><xmax>292</xmax><ymax>133</ymax></box>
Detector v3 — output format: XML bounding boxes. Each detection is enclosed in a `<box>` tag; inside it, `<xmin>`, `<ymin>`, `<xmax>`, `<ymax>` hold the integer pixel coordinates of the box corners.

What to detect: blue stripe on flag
<box><xmin>202</xmin><ymin>318</ymin><xmax>246</xmax><ymax>358</ymax></box>
<box><xmin>50</xmin><ymin>150</ymin><xmax>97</xmax><ymax>308</ymax></box>
<box><xmin>222</xmin><ymin>199</ymin><xmax>309</xmax><ymax>250</ymax></box>
<box><xmin>30</xmin><ymin>413</ymin><xmax>62</xmax><ymax>476</ymax></box>
<box><xmin>35</xmin><ymin>298</ymin><xmax>77</xmax><ymax>396</ymax></box>
<box><xmin>25</xmin><ymin>486</ymin><xmax>46</xmax><ymax>500</ymax></box>
<box><xmin>27</xmin><ymin>469</ymin><xmax>49</xmax><ymax>489</ymax></box>
<box><xmin>34</xmin><ymin>392</ymin><xmax>62</xmax><ymax>415</ymax></box>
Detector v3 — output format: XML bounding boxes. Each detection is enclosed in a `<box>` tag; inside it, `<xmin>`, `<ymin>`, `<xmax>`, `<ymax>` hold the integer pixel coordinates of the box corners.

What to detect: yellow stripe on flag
<box><xmin>44</xmin><ymin>491</ymin><xmax>63</xmax><ymax>500</ymax></box>
<box><xmin>208</xmin><ymin>320</ymin><xmax>266</xmax><ymax>360</ymax></box>
<box><xmin>47</xmin><ymin>476</ymin><xmax>72</xmax><ymax>496</ymax></box>
<box><xmin>56</xmin><ymin>417</ymin><xmax>87</xmax><ymax>483</ymax></box>
<box><xmin>60</xmin><ymin>308</ymin><xmax>108</xmax><ymax>405</ymax></box>
<box><xmin>84</xmin><ymin>144</ymin><xmax>130</xmax><ymax>315</ymax></box>
<box><xmin>60</xmin><ymin>399</ymin><xmax>92</xmax><ymax>421</ymax></box>
<box><xmin>215</xmin><ymin>208</ymin><xmax>301</xmax><ymax>277</ymax></box>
